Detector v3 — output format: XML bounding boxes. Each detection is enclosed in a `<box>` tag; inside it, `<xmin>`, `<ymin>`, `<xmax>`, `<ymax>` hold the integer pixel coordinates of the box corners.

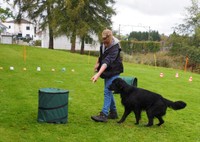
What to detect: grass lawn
<box><xmin>0</xmin><ymin>44</ymin><xmax>200</xmax><ymax>142</ymax></box>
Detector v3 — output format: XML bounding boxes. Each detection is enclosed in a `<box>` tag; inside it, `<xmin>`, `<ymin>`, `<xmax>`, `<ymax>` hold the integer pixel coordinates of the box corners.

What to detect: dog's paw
<box><xmin>145</xmin><ymin>124</ymin><xmax>153</xmax><ymax>127</ymax></box>
<box><xmin>157</xmin><ymin>122</ymin><xmax>164</xmax><ymax>126</ymax></box>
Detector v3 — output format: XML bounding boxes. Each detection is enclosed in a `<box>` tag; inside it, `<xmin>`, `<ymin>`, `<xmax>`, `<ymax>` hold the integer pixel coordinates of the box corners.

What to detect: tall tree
<box><xmin>175</xmin><ymin>0</ymin><xmax>200</xmax><ymax>47</ymax></box>
<box><xmin>53</xmin><ymin>0</ymin><xmax>116</xmax><ymax>53</ymax></box>
<box><xmin>9</xmin><ymin>0</ymin><xmax>58</xmax><ymax>49</ymax></box>
<box><xmin>176</xmin><ymin>0</ymin><xmax>200</xmax><ymax>34</ymax></box>
<box><xmin>80</xmin><ymin>0</ymin><xmax>116</xmax><ymax>53</ymax></box>
<box><xmin>8</xmin><ymin>0</ymin><xmax>116</xmax><ymax>52</ymax></box>
<box><xmin>0</xmin><ymin>7</ymin><xmax>14</xmax><ymax>21</ymax></box>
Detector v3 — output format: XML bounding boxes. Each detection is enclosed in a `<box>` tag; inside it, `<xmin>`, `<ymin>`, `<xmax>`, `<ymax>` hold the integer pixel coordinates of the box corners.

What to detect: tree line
<box><xmin>128</xmin><ymin>31</ymin><xmax>161</xmax><ymax>41</ymax></box>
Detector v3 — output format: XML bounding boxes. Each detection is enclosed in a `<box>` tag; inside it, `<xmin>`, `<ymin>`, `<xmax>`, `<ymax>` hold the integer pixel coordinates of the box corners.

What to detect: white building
<box><xmin>42</xmin><ymin>29</ymin><xmax>100</xmax><ymax>51</ymax></box>
<box><xmin>2</xmin><ymin>18</ymin><xmax>100</xmax><ymax>50</ymax></box>
<box><xmin>0</xmin><ymin>22</ymin><xmax>7</xmax><ymax>34</ymax></box>
<box><xmin>0</xmin><ymin>22</ymin><xmax>13</xmax><ymax>44</ymax></box>
<box><xmin>3</xmin><ymin>18</ymin><xmax>36</xmax><ymax>39</ymax></box>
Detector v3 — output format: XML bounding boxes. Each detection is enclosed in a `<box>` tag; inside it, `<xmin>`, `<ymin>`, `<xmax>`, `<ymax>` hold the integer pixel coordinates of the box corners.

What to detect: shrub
<box><xmin>35</xmin><ymin>40</ymin><xmax>41</xmax><ymax>46</ymax></box>
<box><xmin>169</xmin><ymin>45</ymin><xmax>200</xmax><ymax>72</ymax></box>
<box><xmin>122</xmin><ymin>51</ymin><xmax>185</xmax><ymax>69</ymax></box>
<box><xmin>120</xmin><ymin>41</ymin><xmax>160</xmax><ymax>54</ymax></box>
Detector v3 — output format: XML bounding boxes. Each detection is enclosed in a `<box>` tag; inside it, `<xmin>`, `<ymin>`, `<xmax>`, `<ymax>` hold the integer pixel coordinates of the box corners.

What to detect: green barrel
<box><xmin>120</xmin><ymin>76</ymin><xmax>138</xmax><ymax>87</ymax></box>
<box><xmin>37</xmin><ymin>88</ymin><xmax>69</xmax><ymax>124</ymax></box>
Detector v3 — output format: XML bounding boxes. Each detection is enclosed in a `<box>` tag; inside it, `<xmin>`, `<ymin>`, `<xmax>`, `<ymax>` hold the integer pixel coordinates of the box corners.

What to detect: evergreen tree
<box><xmin>0</xmin><ymin>7</ymin><xmax>14</xmax><ymax>21</ymax></box>
<box><xmin>128</xmin><ymin>31</ymin><xmax>160</xmax><ymax>41</ymax></box>
<box><xmin>6</xmin><ymin>0</ymin><xmax>116</xmax><ymax>52</ymax></box>
<box><xmin>54</xmin><ymin>0</ymin><xmax>116</xmax><ymax>53</ymax></box>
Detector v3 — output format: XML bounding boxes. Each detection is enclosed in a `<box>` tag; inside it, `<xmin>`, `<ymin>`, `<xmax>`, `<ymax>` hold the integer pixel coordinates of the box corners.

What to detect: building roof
<box><xmin>0</xmin><ymin>22</ymin><xmax>7</xmax><ymax>29</ymax></box>
<box><xmin>5</xmin><ymin>18</ymin><xmax>33</xmax><ymax>24</ymax></box>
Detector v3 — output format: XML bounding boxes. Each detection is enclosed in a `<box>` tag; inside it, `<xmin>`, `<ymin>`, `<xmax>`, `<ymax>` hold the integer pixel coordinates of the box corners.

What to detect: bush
<box><xmin>156</xmin><ymin>59</ymin><xmax>170</xmax><ymax>68</ymax></box>
<box><xmin>35</xmin><ymin>40</ymin><xmax>41</xmax><ymax>46</ymax></box>
<box><xmin>122</xmin><ymin>51</ymin><xmax>185</xmax><ymax>69</ymax></box>
<box><xmin>169</xmin><ymin>45</ymin><xmax>200</xmax><ymax>72</ymax></box>
<box><xmin>120</xmin><ymin>40</ymin><xmax>160</xmax><ymax>54</ymax></box>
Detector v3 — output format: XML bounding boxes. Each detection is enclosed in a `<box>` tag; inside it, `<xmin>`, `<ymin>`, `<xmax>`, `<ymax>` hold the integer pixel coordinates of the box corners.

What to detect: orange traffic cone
<box><xmin>189</xmin><ymin>76</ymin><xmax>192</xmax><ymax>82</ymax></box>
<box><xmin>175</xmin><ymin>73</ymin><xmax>179</xmax><ymax>78</ymax></box>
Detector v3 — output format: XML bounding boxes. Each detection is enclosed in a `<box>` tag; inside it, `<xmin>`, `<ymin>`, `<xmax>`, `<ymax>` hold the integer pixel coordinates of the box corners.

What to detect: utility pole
<box><xmin>118</xmin><ymin>24</ymin><xmax>121</xmax><ymax>40</ymax></box>
<box><xmin>148</xmin><ymin>26</ymin><xmax>151</xmax><ymax>41</ymax></box>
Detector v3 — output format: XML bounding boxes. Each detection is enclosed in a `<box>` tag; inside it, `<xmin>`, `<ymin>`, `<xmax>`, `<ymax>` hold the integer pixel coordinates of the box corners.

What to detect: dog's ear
<box><xmin>115</xmin><ymin>78</ymin><xmax>125</xmax><ymax>90</ymax></box>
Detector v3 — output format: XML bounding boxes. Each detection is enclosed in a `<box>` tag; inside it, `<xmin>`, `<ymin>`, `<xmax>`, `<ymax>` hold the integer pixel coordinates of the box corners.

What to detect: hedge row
<box><xmin>120</xmin><ymin>41</ymin><xmax>161</xmax><ymax>54</ymax></box>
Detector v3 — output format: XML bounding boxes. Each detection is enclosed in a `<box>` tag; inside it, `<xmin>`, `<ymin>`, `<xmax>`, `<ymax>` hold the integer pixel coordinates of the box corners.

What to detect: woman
<box><xmin>91</xmin><ymin>29</ymin><xmax>123</xmax><ymax>122</ymax></box>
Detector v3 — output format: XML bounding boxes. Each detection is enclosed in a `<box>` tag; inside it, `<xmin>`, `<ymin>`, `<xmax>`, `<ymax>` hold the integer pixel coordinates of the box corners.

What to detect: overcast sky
<box><xmin>112</xmin><ymin>0</ymin><xmax>191</xmax><ymax>35</ymax></box>
<box><xmin>1</xmin><ymin>0</ymin><xmax>192</xmax><ymax>36</ymax></box>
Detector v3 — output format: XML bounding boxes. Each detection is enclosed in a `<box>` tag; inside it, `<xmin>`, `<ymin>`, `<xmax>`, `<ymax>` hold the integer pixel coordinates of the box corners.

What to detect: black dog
<box><xmin>109</xmin><ymin>78</ymin><xmax>186</xmax><ymax>127</ymax></box>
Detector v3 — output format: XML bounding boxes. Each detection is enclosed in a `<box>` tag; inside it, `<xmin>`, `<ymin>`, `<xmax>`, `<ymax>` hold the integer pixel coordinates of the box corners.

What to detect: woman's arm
<box><xmin>91</xmin><ymin>63</ymin><xmax>107</xmax><ymax>83</ymax></box>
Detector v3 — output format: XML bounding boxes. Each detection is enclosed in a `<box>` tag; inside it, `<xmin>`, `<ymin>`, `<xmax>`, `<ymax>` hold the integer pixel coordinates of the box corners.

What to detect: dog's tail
<box><xmin>163</xmin><ymin>98</ymin><xmax>187</xmax><ymax>110</ymax></box>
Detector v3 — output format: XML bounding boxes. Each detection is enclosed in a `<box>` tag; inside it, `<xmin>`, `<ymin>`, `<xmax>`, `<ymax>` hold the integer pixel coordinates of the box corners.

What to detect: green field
<box><xmin>0</xmin><ymin>44</ymin><xmax>199</xmax><ymax>142</ymax></box>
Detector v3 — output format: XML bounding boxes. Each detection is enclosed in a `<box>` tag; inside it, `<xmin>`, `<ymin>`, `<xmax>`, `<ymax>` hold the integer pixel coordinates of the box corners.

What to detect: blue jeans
<box><xmin>102</xmin><ymin>75</ymin><xmax>119</xmax><ymax>116</ymax></box>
